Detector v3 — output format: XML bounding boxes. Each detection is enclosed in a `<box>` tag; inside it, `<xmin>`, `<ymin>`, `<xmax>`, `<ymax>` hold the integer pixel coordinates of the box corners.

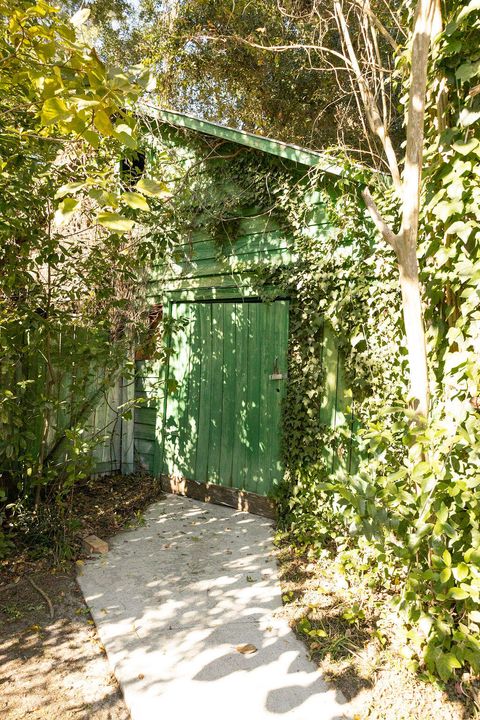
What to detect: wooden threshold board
<box><xmin>160</xmin><ymin>475</ymin><xmax>277</xmax><ymax>520</ymax></box>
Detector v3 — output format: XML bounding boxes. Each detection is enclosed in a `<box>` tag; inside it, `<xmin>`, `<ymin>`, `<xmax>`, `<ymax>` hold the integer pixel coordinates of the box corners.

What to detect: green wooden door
<box><xmin>158</xmin><ymin>299</ymin><xmax>289</xmax><ymax>496</ymax></box>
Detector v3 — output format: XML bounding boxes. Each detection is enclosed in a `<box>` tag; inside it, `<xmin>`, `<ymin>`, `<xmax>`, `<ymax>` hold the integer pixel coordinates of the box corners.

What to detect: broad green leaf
<box><xmin>433</xmin><ymin>199</ymin><xmax>463</xmax><ymax>222</ymax></box>
<box><xmin>97</xmin><ymin>212</ymin><xmax>135</xmax><ymax>233</ymax></box>
<box><xmin>456</xmin><ymin>60</ymin><xmax>480</xmax><ymax>82</ymax></box>
<box><xmin>440</xmin><ymin>567</ymin><xmax>451</xmax><ymax>583</ymax></box>
<box><xmin>452</xmin><ymin>139</ymin><xmax>480</xmax><ymax>156</ymax></box>
<box><xmin>55</xmin><ymin>182</ymin><xmax>86</xmax><ymax>199</ymax></box>
<box><xmin>81</xmin><ymin>129</ymin><xmax>99</xmax><ymax>148</ymax></box>
<box><xmin>54</xmin><ymin>197</ymin><xmax>79</xmax><ymax>226</ymax></box>
<box><xmin>453</xmin><ymin>563</ymin><xmax>469</xmax><ymax>582</ymax></box>
<box><xmin>464</xmin><ymin>548</ymin><xmax>480</xmax><ymax>565</ymax></box>
<box><xmin>94</xmin><ymin>110</ymin><xmax>114</xmax><ymax>136</ymax></box>
<box><xmin>114</xmin><ymin>123</ymin><xmax>137</xmax><ymax>149</ymax></box>
<box><xmin>41</xmin><ymin>96</ymin><xmax>69</xmax><ymax>125</ymax></box>
<box><xmin>443</xmin><ymin>549</ymin><xmax>452</xmax><ymax>566</ymax></box>
<box><xmin>446</xmin><ymin>221</ymin><xmax>474</xmax><ymax>242</ymax></box>
<box><xmin>448</xmin><ymin>587</ymin><xmax>469</xmax><ymax>600</ymax></box>
<box><xmin>121</xmin><ymin>192</ymin><xmax>150</xmax><ymax>211</ymax></box>
<box><xmin>435</xmin><ymin>652</ymin><xmax>462</xmax><ymax>682</ymax></box>
<box><xmin>460</xmin><ymin>108</ymin><xmax>480</xmax><ymax>127</ymax></box>
<box><xmin>136</xmin><ymin>177</ymin><xmax>170</xmax><ymax>198</ymax></box>
<box><xmin>457</xmin><ymin>0</ymin><xmax>480</xmax><ymax>22</ymax></box>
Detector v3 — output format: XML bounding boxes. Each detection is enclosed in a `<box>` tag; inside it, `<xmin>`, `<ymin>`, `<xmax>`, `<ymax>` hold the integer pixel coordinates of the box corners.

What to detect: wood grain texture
<box><xmin>160</xmin><ymin>474</ymin><xmax>277</xmax><ymax>519</ymax></box>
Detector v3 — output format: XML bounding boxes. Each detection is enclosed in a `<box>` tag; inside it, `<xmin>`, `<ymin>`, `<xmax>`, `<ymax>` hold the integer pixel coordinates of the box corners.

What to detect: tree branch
<box><xmin>197</xmin><ymin>33</ymin><xmax>354</xmax><ymax>68</ymax></box>
<box><xmin>361</xmin><ymin>187</ymin><xmax>398</xmax><ymax>249</ymax></box>
<box><xmin>352</xmin><ymin>0</ymin><xmax>400</xmax><ymax>51</ymax></box>
<box><xmin>334</xmin><ymin>0</ymin><xmax>402</xmax><ymax>194</ymax></box>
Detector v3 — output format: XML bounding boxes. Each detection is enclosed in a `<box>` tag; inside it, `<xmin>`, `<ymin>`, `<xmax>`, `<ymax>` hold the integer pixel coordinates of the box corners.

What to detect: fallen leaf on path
<box><xmin>235</xmin><ymin>644</ymin><xmax>257</xmax><ymax>655</ymax></box>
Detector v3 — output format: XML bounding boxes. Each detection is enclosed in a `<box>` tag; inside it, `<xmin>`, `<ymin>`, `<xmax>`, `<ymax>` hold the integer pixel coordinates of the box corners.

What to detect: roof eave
<box><xmin>138</xmin><ymin>104</ymin><xmax>345</xmax><ymax>177</ymax></box>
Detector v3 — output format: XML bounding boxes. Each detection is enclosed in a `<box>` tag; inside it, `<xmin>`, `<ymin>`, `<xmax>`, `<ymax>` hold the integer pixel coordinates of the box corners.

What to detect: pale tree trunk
<box><xmin>213</xmin><ymin>0</ymin><xmax>439</xmax><ymax>419</ymax></box>
<box><xmin>339</xmin><ymin>0</ymin><xmax>437</xmax><ymax>420</ymax></box>
<box><xmin>396</xmin><ymin>0</ymin><xmax>437</xmax><ymax>418</ymax></box>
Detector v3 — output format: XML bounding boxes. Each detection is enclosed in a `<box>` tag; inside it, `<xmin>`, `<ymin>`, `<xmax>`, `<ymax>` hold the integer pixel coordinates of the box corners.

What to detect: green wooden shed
<box><xmin>132</xmin><ymin>108</ymin><xmax>352</xmax><ymax>516</ymax></box>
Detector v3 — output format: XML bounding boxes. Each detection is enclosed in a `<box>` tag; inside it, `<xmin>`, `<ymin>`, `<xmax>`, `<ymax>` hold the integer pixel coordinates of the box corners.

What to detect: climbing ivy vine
<box><xmin>147</xmin><ymin>69</ymin><xmax>480</xmax><ymax>683</ymax></box>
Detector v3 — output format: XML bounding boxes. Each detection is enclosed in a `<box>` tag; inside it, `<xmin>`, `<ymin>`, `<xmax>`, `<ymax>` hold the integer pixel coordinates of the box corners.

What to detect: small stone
<box><xmin>83</xmin><ymin>534</ymin><xmax>109</xmax><ymax>554</ymax></box>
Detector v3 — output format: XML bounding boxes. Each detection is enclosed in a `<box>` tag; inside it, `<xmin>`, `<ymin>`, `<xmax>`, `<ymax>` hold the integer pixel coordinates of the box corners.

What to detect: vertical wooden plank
<box><xmin>219</xmin><ymin>303</ymin><xmax>236</xmax><ymax>487</ymax></box>
<box><xmin>174</xmin><ymin>303</ymin><xmax>194</xmax><ymax>478</ymax></box>
<box><xmin>269</xmin><ymin>301</ymin><xmax>289</xmax><ymax>491</ymax></box>
<box><xmin>195</xmin><ymin>303</ymin><xmax>212</xmax><ymax>483</ymax></box>
<box><xmin>231</xmin><ymin>302</ymin><xmax>249</xmax><ymax>490</ymax></box>
<box><xmin>183</xmin><ymin>303</ymin><xmax>202</xmax><ymax>479</ymax></box>
<box><xmin>162</xmin><ymin>302</ymin><xmax>191</xmax><ymax>476</ymax></box>
<box><xmin>207</xmin><ymin>303</ymin><xmax>224</xmax><ymax>484</ymax></box>
<box><xmin>243</xmin><ymin>303</ymin><xmax>262</xmax><ymax>494</ymax></box>
<box><xmin>121</xmin><ymin>371</ymin><xmax>135</xmax><ymax>474</ymax></box>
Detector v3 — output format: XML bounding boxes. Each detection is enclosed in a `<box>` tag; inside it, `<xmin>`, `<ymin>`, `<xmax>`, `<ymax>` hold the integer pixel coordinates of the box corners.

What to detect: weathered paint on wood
<box><xmin>153</xmin><ymin>300</ymin><xmax>288</xmax><ymax>497</ymax></box>
<box><xmin>133</xmin><ymin>119</ymin><xmax>354</xmax><ymax>497</ymax></box>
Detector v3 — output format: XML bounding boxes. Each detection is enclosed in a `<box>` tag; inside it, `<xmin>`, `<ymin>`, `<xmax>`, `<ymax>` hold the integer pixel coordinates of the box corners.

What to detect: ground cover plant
<box><xmin>271</xmin><ymin>0</ymin><xmax>480</xmax><ymax>689</ymax></box>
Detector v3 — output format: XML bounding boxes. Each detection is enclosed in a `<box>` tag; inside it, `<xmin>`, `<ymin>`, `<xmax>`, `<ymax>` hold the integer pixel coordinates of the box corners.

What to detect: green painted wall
<box><xmin>134</xmin><ymin>123</ymin><xmax>353</xmax><ymax>496</ymax></box>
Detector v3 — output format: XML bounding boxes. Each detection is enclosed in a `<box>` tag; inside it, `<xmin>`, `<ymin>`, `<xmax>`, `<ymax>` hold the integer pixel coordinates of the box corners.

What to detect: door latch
<box><xmin>269</xmin><ymin>356</ymin><xmax>287</xmax><ymax>380</ymax></box>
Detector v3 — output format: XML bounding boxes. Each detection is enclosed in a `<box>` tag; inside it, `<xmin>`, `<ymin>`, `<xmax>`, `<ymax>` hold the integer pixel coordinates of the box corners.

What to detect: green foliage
<box><xmin>270</xmin><ymin>0</ymin><xmax>480</xmax><ymax>685</ymax></box>
<box><xmin>138</xmin><ymin>93</ymin><xmax>480</xmax><ymax>685</ymax></box>
<box><xmin>63</xmin><ymin>0</ymin><xmax>401</xmax><ymax>154</ymax></box>
<box><xmin>0</xmin><ymin>0</ymin><xmax>163</xmax><ymax>537</ymax></box>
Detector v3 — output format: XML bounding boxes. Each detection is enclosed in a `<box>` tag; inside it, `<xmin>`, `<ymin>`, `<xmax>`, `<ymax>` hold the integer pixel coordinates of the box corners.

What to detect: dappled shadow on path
<box><xmin>0</xmin><ymin>572</ymin><xmax>127</xmax><ymax>720</ymax></box>
<box><xmin>78</xmin><ymin>495</ymin><xmax>350</xmax><ymax>719</ymax></box>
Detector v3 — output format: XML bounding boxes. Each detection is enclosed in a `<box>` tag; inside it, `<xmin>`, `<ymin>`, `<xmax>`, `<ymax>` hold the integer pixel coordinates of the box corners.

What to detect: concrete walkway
<box><xmin>78</xmin><ymin>494</ymin><xmax>350</xmax><ymax>720</ymax></box>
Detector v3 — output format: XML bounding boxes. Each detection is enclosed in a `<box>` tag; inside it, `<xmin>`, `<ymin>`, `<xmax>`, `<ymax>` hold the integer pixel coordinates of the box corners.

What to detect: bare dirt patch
<box><xmin>0</xmin><ymin>473</ymin><xmax>164</xmax><ymax>720</ymax></box>
<box><xmin>275</xmin><ymin>540</ymin><xmax>480</xmax><ymax>720</ymax></box>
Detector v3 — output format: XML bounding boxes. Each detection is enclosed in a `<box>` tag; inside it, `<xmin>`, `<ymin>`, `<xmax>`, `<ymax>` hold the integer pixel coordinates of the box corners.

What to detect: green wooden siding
<box><xmin>133</xmin><ymin>121</ymin><xmax>355</xmax><ymax>494</ymax></box>
<box><xmin>152</xmin><ymin>299</ymin><xmax>288</xmax><ymax>496</ymax></box>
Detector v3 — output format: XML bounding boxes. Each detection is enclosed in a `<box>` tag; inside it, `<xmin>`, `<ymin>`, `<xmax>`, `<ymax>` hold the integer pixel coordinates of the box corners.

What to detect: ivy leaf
<box><xmin>445</xmin><ymin>220</ymin><xmax>474</xmax><ymax>243</ymax></box>
<box><xmin>459</xmin><ymin>108</ymin><xmax>480</xmax><ymax>127</ymax></box>
<box><xmin>136</xmin><ymin>177</ymin><xmax>171</xmax><ymax>198</ymax></box>
<box><xmin>456</xmin><ymin>60</ymin><xmax>480</xmax><ymax>82</ymax></box>
<box><xmin>121</xmin><ymin>192</ymin><xmax>150</xmax><ymax>211</ymax></box>
<box><xmin>433</xmin><ymin>199</ymin><xmax>463</xmax><ymax>222</ymax></box>
<box><xmin>97</xmin><ymin>212</ymin><xmax>135</xmax><ymax>233</ymax></box>
<box><xmin>457</xmin><ymin>0</ymin><xmax>480</xmax><ymax>22</ymax></box>
<box><xmin>452</xmin><ymin>138</ymin><xmax>480</xmax><ymax>156</ymax></box>
<box><xmin>435</xmin><ymin>652</ymin><xmax>462</xmax><ymax>682</ymax></box>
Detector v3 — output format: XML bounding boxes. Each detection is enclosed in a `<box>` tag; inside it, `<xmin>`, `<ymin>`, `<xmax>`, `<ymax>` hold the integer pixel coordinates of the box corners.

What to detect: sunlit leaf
<box><xmin>41</xmin><ymin>96</ymin><xmax>69</xmax><ymax>125</ymax></box>
<box><xmin>136</xmin><ymin>177</ymin><xmax>170</xmax><ymax>198</ymax></box>
<box><xmin>70</xmin><ymin>8</ymin><xmax>91</xmax><ymax>27</ymax></box>
<box><xmin>97</xmin><ymin>212</ymin><xmax>135</xmax><ymax>233</ymax></box>
<box><xmin>121</xmin><ymin>192</ymin><xmax>150</xmax><ymax>211</ymax></box>
<box><xmin>54</xmin><ymin>197</ymin><xmax>79</xmax><ymax>226</ymax></box>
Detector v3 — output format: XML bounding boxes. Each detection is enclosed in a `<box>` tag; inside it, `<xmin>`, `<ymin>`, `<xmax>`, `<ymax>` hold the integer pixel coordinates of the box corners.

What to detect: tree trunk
<box><xmin>395</xmin><ymin>241</ymin><xmax>429</xmax><ymax>417</ymax></box>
